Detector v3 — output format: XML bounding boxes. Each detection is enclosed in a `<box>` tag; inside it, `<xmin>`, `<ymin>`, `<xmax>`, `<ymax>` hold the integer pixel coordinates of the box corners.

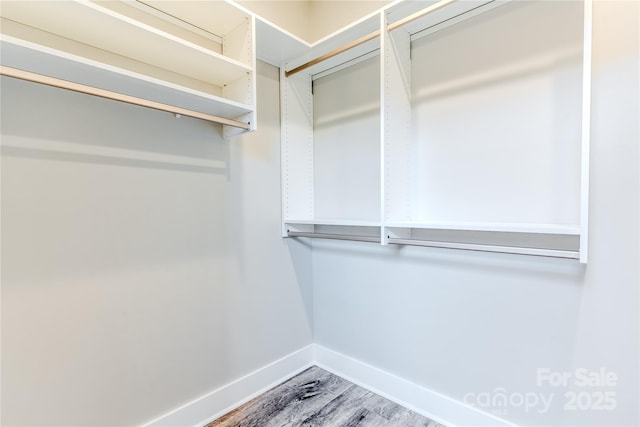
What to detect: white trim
<box><xmin>380</xmin><ymin>11</ymin><xmax>388</xmax><ymax>246</ymax></box>
<box><xmin>142</xmin><ymin>344</ymin><xmax>520</xmax><ymax>427</ymax></box>
<box><xmin>579</xmin><ymin>0</ymin><xmax>593</xmax><ymax>264</ymax></box>
<box><xmin>143</xmin><ymin>345</ymin><xmax>314</xmax><ymax>427</ymax></box>
<box><xmin>314</xmin><ymin>345</ymin><xmax>517</xmax><ymax>427</ymax></box>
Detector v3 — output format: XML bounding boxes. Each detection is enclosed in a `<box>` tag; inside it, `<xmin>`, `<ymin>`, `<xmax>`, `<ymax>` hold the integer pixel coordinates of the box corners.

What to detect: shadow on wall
<box><xmin>0</xmin><ymin>76</ymin><xmax>229</xmax><ymax>175</ymax></box>
<box><xmin>311</xmin><ymin>238</ymin><xmax>585</xmax><ymax>281</ymax></box>
<box><xmin>0</xmin><ymin>73</ymin><xmax>235</xmax><ymax>281</ymax></box>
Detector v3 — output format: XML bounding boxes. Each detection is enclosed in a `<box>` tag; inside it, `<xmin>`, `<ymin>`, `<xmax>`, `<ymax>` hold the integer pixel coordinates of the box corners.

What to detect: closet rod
<box><xmin>288</xmin><ymin>231</ymin><xmax>381</xmax><ymax>243</ymax></box>
<box><xmin>0</xmin><ymin>66</ymin><xmax>251</xmax><ymax>130</ymax></box>
<box><xmin>387</xmin><ymin>238</ymin><xmax>580</xmax><ymax>259</ymax></box>
<box><xmin>284</xmin><ymin>0</ymin><xmax>456</xmax><ymax>77</ymax></box>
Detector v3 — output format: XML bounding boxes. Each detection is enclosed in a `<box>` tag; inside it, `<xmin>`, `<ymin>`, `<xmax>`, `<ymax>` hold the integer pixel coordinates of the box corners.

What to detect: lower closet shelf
<box><xmin>284</xmin><ymin>221</ymin><xmax>581</xmax><ymax>260</ymax></box>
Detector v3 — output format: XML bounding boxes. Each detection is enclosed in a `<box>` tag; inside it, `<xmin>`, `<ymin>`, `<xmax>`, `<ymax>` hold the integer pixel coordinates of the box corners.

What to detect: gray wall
<box><xmin>0</xmin><ymin>61</ymin><xmax>313</xmax><ymax>426</ymax></box>
<box><xmin>312</xmin><ymin>1</ymin><xmax>639</xmax><ymax>426</ymax></box>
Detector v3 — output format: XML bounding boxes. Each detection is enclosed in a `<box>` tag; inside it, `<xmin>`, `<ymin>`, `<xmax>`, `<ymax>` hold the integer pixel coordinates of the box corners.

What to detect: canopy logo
<box><xmin>463</xmin><ymin>388</ymin><xmax>553</xmax><ymax>416</ymax></box>
<box><xmin>463</xmin><ymin>368</ymin><xmax>618</xmax><ymax>416</ymax></box>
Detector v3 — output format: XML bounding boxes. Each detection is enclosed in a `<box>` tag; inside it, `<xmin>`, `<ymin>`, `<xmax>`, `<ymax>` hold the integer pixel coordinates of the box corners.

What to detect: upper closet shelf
<box><xmin>386</xmin><ymin>0</ymin><xmax>507</xmax><ymax>40</ymax></box>
<box><xmin>254</xmin><ymin>17</ymin><xmax>311</xmax><ymax>66</ymax></box>
<box><xmin>282</xmin><ymin>0</ymin><xmax>507</xmax><ymax>78</ymax></box>
<box><xmin>283</xmin><ymin>13</ymin><xmax>381</xmax><ymax>77</ymax></box>
<box><xmin>1</xmin><ymin>0</ymin><xmax>252</xmax><ymax>85</ymax></box>
<box><xmin>0</xmin><ymin>0</ymin><xmax>256</xmax><ymax>132</ymax></box>
<box><xmin>250</xmin><ymin>2</ymin><xmax>383</xmax><ymax>71</ymax></box>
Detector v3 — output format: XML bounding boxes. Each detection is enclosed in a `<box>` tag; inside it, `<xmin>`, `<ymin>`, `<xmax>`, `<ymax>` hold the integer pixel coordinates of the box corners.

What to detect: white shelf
<box><xmin>251</xmin><ymin>3</ymin><xmax>382</xmax><ymax>69</ymax></box>
<box><xmin>0</xmin><ymin>0</ymin><xmax>256</xmax><ymax>132</ymax></box>
<box><xmin>283</xmin><ymin>13</ymin><xmax>381</xmax><ymax>77</ymax></box>
<box><xmin>1</xmin><ymin>0</ymin><xmax>252</xmax><ymax>87</ymax></box>
<box><xmin>0</xmin><ymin>36</ymin><xmax>253</xmax><ymax>124</ymax></box>
<box><xmin>136</xmin><ymin>0</ymin><xmax>249</xmax><ymax>40</ymax></box>
<box><xmin>285</xmin><ymin>219</ymin><xmax>381</xmax><ymax>227</ymax></box>
<box><xmin>386</xmin><ymin>0</ymin><xmax>508</xmax><ymax>41</ymax></box>
<box><xmin>254</xmin><ymin>17</ymin><xmax>311</xmax><ymax>66</ymax></box>
<box><xmin>384</xmin><ymin>222</ymin><xmax>581</xmax><ymax>235</ymax></box>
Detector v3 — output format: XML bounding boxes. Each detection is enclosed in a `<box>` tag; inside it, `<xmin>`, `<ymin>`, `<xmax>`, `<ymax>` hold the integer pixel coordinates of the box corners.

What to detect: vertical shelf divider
<box><xmin>579</xmin><ymin>0</ymin><xmax>593</xmax><ymax>263</ymax></box>
<box><xmin>280</xmin><ymin>66</ymin><xmax>314</xmax><ymax>236</ymax></box>
<box><xmin>381</xmin><ymin>11</ymin><xmax>412</xmax><ymax>244</ymax></box>
<box><xmin>224</xmin><ymin>15</ymin><xmax>258</xmax><ymax>137</ymax></box>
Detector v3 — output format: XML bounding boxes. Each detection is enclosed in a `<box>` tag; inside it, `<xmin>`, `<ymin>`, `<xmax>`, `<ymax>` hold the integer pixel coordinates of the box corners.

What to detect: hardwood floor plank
<box><xmin>262</xmin><ymin>375</ymin><xmax>354</xmax><ymax>427</ymax></box>
<box><xmin>298</xmin><ymin>384</ymin><xmax>371</xmax><ymax>426</ymax></box>
<box><xmin>205</xmin><ymin>366</ymin><xmax>445</xmax><ymax>427</ymax></box>
<box><xmin>361</xmin><ymin>391</ymin><xmax>402</xmax><ymax>420</ymax></box>
<box><xmin>389</xmin><ymin>407</ymin><xmax>446</xmax><ymax>427</ymax></box>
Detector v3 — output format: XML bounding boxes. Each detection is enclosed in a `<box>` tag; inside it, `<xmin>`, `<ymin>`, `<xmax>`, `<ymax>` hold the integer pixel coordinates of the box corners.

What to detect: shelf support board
<box><xmin>0</xmin><ymin>65</ymin><xmax>251</xmax><ymax>130</ymax></box>
<box><xmin>579</xmin><ymin>0</ymin><xmax>593</xmax><ymax>263</ymax></box>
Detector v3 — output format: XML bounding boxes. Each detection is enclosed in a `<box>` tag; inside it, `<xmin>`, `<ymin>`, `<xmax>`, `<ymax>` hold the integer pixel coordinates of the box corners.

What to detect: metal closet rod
<box><xmin>287</xmin><ymin>231</ymin><xmax>381</xmax><ymax>243</ymax></box>
<box><xmin>390</xmin><ymin>238</ymin><xmax>579</xmax><ymax>259</ymax></box>
<box><xmin>285</xmin><ymin>0</ymin><xmax>457</xmax><ymax>77</ymax></box>
<box><xmin>287</xmin><ymin>231</ymin><xmax>579</xmax><ymax>259</ymax></box>
<box><xmin>0</xmin><ymin>66</ymin><xmax>251</xmax><ymax>130</ymax></box>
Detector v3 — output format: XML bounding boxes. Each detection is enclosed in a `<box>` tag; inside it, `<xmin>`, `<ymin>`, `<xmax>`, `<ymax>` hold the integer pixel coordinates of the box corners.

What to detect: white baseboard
<box><xmin>313</xmin><ymin>344</ymin><xmax>516</xmax><ymax>427</ymax></box>
<box><xmin>144</xmin><ymin>344</ymin><xmax>516</xmax><ymax>427</ymax></box>
<box><xmin>144</xmin><ymin>345</ymin><xmax>315</xmax><ymax>427</ymax></box>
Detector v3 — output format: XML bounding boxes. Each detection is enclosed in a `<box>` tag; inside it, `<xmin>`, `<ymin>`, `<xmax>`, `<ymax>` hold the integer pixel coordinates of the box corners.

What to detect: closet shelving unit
<box><xmin>281</xmin><ymin>12</ymin><xmax>383</xmax><ymax>243</ymax></box>
<box><xmin>0</xmin><ymin>0</ymin><xmax>256</xmax><ymax>136</ymax></box>
<box><xmin>281</xmin><ymin>0</ymin><xmax>592</xmax><ymax>263</ymax></box>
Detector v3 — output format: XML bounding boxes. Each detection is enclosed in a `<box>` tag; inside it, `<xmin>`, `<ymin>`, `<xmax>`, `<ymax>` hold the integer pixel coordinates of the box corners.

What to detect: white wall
<box><xmin>411</xmin><ymin>1</ymin><xmax>583</xmax><ymax>225</ymax></box>
<box><xmin>0</xmin><ymin>61</ymin><xmax>313</xmax><ymax>426</ymax></box>
<box><xmin>237</xmin><ymin>1</ymin><xmax>312</xmax><ymax>42</ymax></box>
<box><xmin>237</xmin><ymin>0</ymin><xmax>391</xmax><ymax>44</ymax></box>
<box><xmin>313</xmin><ymin>56</ymin><xmax>381</xmax><ymax>221</ymax></box>
<box><xmin>308</xmin><ymin>0</ymin><xmax>391</xmax><ymax>43</ymax></box>
<box><xmin>312</xmin><ymin>1</ymin><xmax>639</xmax><ymax>426</ymax></box>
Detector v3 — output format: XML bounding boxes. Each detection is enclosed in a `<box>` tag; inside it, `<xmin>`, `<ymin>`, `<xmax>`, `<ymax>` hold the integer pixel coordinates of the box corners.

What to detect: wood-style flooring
<box><xmin>206</xmin><ymin>366</ymin><xmax>445</xmax><ymax>427</ymax></box>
